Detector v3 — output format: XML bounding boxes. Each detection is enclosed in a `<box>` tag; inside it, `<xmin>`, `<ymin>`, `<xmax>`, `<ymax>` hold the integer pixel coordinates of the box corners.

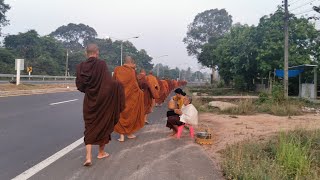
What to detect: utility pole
<box><xmin>65</xmin><ymin>50</ymin><xmax>69</xmax><ymax>77</ymax></box>
<box><xmin>284</xmin><ymin>0</ymin><xmax>289</xmax><ymax>99</ymax></box>
<box><xmin>157</xmin><ymin>64</ymin><xmax>160</xmax><ymax>77</ymax></box>
<box><xmin>120</xmin><ymin>43</ymin><xmax>123</xmax><ymax>66</ymax></box>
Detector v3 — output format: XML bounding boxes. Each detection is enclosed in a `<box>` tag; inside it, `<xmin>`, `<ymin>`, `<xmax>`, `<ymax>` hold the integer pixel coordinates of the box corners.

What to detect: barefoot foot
<box><xmin>127</xmin><ymin>134</ymin><xmax>136</xmax><ymax>139</ymax></box>
<box><xmin>83</xmin><ymin>160</ymin><xmax>92</xmax><ymax>166</ymax></box>
<box><xmin>97</xmin><ymin>152</ymin><xmax>110</xmax><ymax>159</ymax></box>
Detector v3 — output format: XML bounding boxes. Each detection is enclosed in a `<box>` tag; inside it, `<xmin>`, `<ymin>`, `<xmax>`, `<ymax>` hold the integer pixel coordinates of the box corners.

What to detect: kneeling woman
<box><xmin>166</xmin><ymin>100</ymin><xmax>184</xmax><ymax>136</ymax></box>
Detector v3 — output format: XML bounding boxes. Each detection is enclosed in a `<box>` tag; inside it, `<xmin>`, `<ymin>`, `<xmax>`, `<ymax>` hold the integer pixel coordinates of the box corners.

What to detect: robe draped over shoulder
<box><xmin>137</xmin><ymin>73</ymin><xmax>154</xmax><ymax>114</ymax></box>
<box><xmin>76</xmin><ymin>57</ymin><xmax>125</xmax><ymax>145</ymax></box>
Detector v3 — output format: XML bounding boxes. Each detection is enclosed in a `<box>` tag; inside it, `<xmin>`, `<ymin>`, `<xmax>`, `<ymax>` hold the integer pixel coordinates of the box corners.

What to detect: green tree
<box><xmin>4</xmin><ymin>30</ymin><xmax>66</xmax><ymax>75</ymax></box>
<box><xmin>255</xmin><ymin>9</ymin><xmax>317</xmax><ymax>77</ymax></box>
<box><xmin>183</xmin><ymin>9</ymin><xmax>232</xmax><ymax>57</ymax></box>
<box><xmin>197</xmin><ymin>8</ymin><xmax>319</xmax><ymax>90</ymax></box>
<box><xmin>0</xmin><ymin>0</ymin><xmax>10</xmax><ymax>35</ymax></box>
<box><xmin>5</xmin><ymin>30</ymin><xmax>42</xmax><ymax>59</ymax></box>
<box><xmin>50</xmin><ymin>23</ymin><xmax>98</xmax><ymax>51</ymax></box>
<box><xmin>0</xmin><ymin>48</ymin><xmax>16</xmax><ymax>74</ymax></box>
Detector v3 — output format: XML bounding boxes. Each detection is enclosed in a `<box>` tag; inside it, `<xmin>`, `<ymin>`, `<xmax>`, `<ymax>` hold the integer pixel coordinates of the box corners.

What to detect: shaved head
<box><xmin>125</xmin><ymin>56</ymin><xmax>135</xmax><ymax>64</ymax></box>
<box><xmin>149</xmin><ymin>71</ymin><xmax>153</xmax><ymax>75</ymax></box>
<box><xmin>140</xmin><ymin>69</ymin><xmax>146</xmax><ymax>74</ymax></box>
<box><xmin>86</xmin><ymin>44</ymin><xmax>99</xmax><ymax>58</ymax></box>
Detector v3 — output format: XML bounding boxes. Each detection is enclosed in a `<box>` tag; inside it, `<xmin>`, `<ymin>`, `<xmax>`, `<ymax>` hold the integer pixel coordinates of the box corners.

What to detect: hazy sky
<box><xmin>3</xmin><ymin>0</ymin><xmax>285</xmax><ymax>71</ymax></box>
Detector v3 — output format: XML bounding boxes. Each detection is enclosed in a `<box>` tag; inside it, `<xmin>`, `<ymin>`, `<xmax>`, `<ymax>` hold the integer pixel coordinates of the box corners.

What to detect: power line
<box><xmin>290</xmin><ymin>0</ymin><xmax>318</xmax><ymax>11</ymax></box>
<box><xmin>295</xmin><ymin>8</ymin><xmax>315</xmax><ymax>15</ymax></box>
<box><xmin>289</xmin><ymin>0</ymin><xmax>305</xmax><ymax>6</ymax></box>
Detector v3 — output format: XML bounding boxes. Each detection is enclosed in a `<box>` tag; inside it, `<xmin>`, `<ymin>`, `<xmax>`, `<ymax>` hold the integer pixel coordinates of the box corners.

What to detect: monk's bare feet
<box><xmin>118</xmin><ymin>134</ymin><xmax>125</xmax><ymax>142</ymax></box>
<box><xmin>97</xmin><ymin>152</ymin><xmax>110</xmax><ymax>159</ymax></box>
<box><xmin>83</xmin><ymin>160</ymin><xmax>92</xmax><ymax>166</ymax></box>
<box><xmin>168</xmin><ymin>132</ymin><xmax>177</xmax><ymax>137</ymax></box>
<box><xmin>127</xmin><ymin>134</ymin><xmax>136</xmax><ymax>139</ymax></box>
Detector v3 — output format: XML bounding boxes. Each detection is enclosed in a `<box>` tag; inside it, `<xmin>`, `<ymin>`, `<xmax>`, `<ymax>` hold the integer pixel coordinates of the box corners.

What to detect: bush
<box><xmin>234</xmin><ymin>75</ymin><xmax>246</xmax><ymax>91</ymax></box>
<box><xmin>217</xmin><ymin>81</ymin><xmax>225</xmax><ymax>88</ymax></box>
<box><xmin>258</xmin><ymin>92</ymin><xmax>269</xmax><ymax>104</ymax></box>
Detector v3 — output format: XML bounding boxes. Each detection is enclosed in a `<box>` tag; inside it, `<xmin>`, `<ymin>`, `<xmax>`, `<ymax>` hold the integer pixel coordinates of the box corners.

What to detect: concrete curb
<box><xmin>0</xmin><ymin>88</ymin><xmax>77</xmax><ymax>97</ymax></box>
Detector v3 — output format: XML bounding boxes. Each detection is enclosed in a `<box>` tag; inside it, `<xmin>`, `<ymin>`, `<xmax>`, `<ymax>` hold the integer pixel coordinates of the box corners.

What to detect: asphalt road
<box><xmin>0</xmin><ymin>92</ymin><xmax>221</xmax><ymax>180</ymax></box>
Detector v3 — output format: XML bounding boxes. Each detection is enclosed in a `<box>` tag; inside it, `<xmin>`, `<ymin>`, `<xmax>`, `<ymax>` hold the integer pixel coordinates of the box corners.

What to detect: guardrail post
<box><xmin>43</xmin><ymin>76</ymin><xmax>45</xmax><ymax>81</ymax></box>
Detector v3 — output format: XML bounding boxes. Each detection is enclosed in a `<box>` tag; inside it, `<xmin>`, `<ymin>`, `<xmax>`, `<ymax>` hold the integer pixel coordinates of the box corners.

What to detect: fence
<box><xmin>0</xmin><ymin>74</ymin><xmax>76</xmax><ymax>82</ymax></box>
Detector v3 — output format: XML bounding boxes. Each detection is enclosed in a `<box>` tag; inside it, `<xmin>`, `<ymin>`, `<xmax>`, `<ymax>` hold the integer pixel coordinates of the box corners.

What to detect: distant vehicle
<box><xmin>9</xmin><ymin>80</ymin><xmax>16</xmax><ymax>84</ymax></box>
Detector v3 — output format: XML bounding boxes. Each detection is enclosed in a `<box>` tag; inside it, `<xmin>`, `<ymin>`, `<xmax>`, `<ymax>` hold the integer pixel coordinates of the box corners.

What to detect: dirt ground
<box><xmin>198</xmin><ymin>113</ymin><xmax>320</xmax><ymax>171</ymax></box>
<box><xmin>0</xmin><ymin>84</ymin><xmax>76</xmax><ymax>91</ymax></box>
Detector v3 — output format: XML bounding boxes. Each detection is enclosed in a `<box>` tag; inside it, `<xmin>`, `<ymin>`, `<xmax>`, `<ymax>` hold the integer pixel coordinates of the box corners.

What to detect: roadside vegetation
<box><xmin>222</xmin><ymin>129</ymin><xmax>320</xmax><ymax>179</ymax></box>
<box><xmin>187</xmin><ymin>83</ymin><xmax>320</xmax><ymax>116</ymax></box>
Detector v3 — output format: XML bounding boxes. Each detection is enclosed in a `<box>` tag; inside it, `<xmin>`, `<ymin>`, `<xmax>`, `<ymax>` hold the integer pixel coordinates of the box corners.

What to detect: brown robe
<box><xmin>113</xmin><ymin>64</ymin><xmax>145</xmax><ymax>135</ymax></box>
<box><xmin>137</xmin><ymin>73</ymin><xmax>155</xmax><ymax>115</ymax></box>
<box><xmin>76</xmin><ymin>57</ymin><xmax>125</xmax><ymax>145</ymax></box>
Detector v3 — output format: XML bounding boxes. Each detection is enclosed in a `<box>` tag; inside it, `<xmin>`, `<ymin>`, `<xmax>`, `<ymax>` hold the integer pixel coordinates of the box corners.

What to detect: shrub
<box><xmin>258</xmin><ymin>92</ymin><xmax>269</xmax><ymax>104</ymax></box>
<box><xmin>272</xmin><ymin>83</ymin><xmax>285</xmax><ymax>103</ymax></box>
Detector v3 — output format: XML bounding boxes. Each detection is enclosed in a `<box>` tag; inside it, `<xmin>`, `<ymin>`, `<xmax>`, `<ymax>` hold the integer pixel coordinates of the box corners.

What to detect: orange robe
<box><xmin>156</xmin><ymin>78</ymin><xmax>166</xmax><ymax>104</ymax></box>
<box><xmin>114</xmin><ymin>64</ymin><xmax>145</xmax><ymax>135</ymax></box>
<box><xmin>161</xmin><ymin>80</ymin><xmax>169</xmax><ymax>96</ymax></box>
<box><xmin>147</xmin><ymin>74</ymin><xmax>160</xmax><ymax>99</ymax></box>
<box><xmin>173</xmin><ymin>80</ymin><xmax>179</xmax><ymax>88</ymax></box>
<box><xmin>137</xmin><ymin>73</ymin><xmax>155</xmax><ymax>114</ymax></box>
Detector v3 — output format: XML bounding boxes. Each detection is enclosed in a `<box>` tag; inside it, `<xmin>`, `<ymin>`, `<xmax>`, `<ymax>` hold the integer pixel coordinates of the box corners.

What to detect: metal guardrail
<box><xmin>0</xmin><ymin>74</ymin><xmax>76</xmax><ymax>81</ymax></box>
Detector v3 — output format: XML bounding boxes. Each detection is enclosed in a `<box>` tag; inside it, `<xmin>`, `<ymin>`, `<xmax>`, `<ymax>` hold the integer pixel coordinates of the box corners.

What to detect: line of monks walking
<box><xmin>76</xmin><ymin>44</ymin><xmax>187</xmax><ymax>166</ymax></box>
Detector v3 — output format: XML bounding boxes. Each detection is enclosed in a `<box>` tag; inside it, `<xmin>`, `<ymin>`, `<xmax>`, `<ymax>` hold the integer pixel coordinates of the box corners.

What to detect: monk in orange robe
<box><xmin>114</xmin><ymin>56</ymin><xmax>145</xmax><ymax>142</ymax></box>
<box><xmin>161</xmin><ymin>80</ymin><xmax>169</xmax><ymax>96</ymax></box>
<box><xmin>147</xmin><ymin>71</ymin><xmax>160</xmax><ymax>107</ymax></box>
<box><xmin>156</xmin><ymin>78</ymin><xmax>166</xmax><ymax>105</ymax></box>
<box><xmin>137</xmin><ymin>69</ymin><xmax>155</xmax><ymax>124</ymax></box>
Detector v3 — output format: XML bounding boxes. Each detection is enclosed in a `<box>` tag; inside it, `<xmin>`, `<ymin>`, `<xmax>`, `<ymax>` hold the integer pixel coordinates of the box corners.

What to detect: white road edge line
<box><xmin>49</xmin><ymin>99</ymin><xmax>78</xmax><ymax>106</ymax></box>
<box><xmin>12</xmin><ymin>137</ymin><xmax>84</xmax><ymax>180</ymax></box>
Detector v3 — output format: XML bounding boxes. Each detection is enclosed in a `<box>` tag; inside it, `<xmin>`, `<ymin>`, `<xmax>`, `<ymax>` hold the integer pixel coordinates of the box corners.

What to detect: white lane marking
<box><xmin>49</xmin><ymin>99</ymin><xmax>78</xmax><ymax>106</ymax></box>
<box><xmin>12</xmin><ymin>137</ymin><xmax>84</xmax><ymax>180</ymax></box>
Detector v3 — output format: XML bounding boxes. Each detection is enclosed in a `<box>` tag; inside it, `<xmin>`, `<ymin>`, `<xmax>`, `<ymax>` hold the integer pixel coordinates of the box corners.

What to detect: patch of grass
<box><xmin>257</xmin><ymin>100</ymin><xmax>303</xmax><ymax>116</ymax></box>
<box><xmin>276</xmin><ymin>132</ymin><xmax>312</xmax><ymax>177</ymax></box>
<box><xmin>187</xmin><ymin>86</ymin><xmax>258</xmax><ymax>96</ymax></box>
<box><xmin>186</xmin><ymin>86</ymin><xmax>318</xmax><ymax>116</ymax></box>
<box><xmin>222</xmin><ymin>99</ymin><xmax>256</xmax><ymax>115</ymax></box>
<box><xmin>222</xmin><ymin>129</ymin><xmax>320</xmax><ymax>180</ymax></box>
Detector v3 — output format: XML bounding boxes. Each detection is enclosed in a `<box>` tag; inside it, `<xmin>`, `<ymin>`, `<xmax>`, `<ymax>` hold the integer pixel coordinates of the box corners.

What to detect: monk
<box><xmin>161</xmin><ymin>80</ymin><xmax>169</xmax><ymax>97</ymax></box>
<box><xmin>156</xmin><ymin>78</ymin><xmax>167</xmax><ymax>106</ymax></box>
<box><xmin>147</xmin><ymin>72</ymin><xmax>160</xmax><ymax>107</ymax></box>
<box><xmin>76</xmin><ymin>44</ymin><xmax>125</xmax><ymax>166</ymax></box>
<box><xmin>137</xmin><ymin>69</ymin><xmax>155</xmax><ymax>124</ymax></box>
<box><xmin>114</xmin><ymin>56</ymin><xmax>145</xmax><ymax>142</ymax></box>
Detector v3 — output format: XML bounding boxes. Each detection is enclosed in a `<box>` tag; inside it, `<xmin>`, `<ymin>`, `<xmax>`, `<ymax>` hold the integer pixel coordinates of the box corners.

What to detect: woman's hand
<box><xmin>174</xmin><ymin>109</ymin><xmax>182</xmax><ymax>115</ymax></box>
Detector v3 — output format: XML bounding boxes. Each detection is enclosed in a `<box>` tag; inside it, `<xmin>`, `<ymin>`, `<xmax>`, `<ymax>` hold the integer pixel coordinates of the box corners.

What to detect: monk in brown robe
<box><xmin>137</xmin><ymin>69</ymin><xmax>155</xmax><ymax>124</ymax></box>
<box><xmin>76</xmin><ymin>44</ymin><xmax>125</xmax><ymax>166</ymax></box>
<box><xmin>114</xmin><ymin>56</ymin><xmax>145</xmax><ymax>142</ymax></box>
<box><xmin>147</xmin><ymin>71</ymin><xmax>161</xmax><ymax>107</ymax></box>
